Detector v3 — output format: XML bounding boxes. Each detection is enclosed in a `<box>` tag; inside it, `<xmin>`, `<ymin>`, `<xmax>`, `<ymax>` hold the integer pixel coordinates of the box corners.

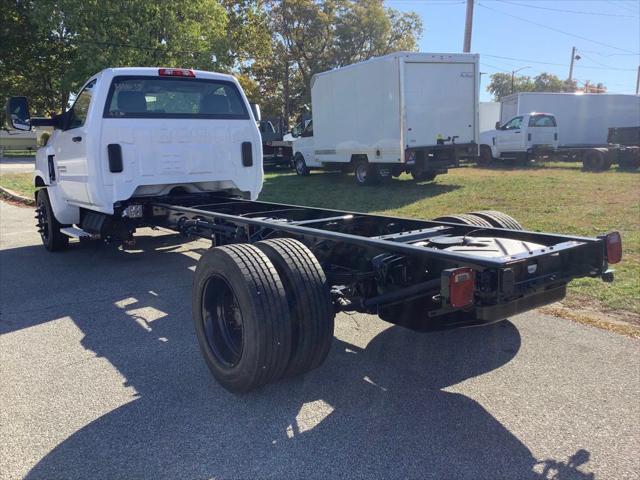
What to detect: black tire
<box><xmin>411</xmin><ymin>170</ymin><xmax>438</xmax><ymax>182</ymax></box>
<box><xmin>192</xmin><ymin>244</ymin><xmax>293</xmax><ymax>393</ymax></box>
<box><xmin>432</xmin><ymin>213</ymin><xmax>493</xmax><ymax>228</ymax></box>
<box><xmin>256</xmin><ymin>238</ymin><xmax>334</xmax><ymax>376</ymax></box>
<box><xmin>36</xmin><ymin>189</ymin><xmax>69</xmax><ymax>252</ymax></box>
<box><xmin>478</xmin><ymin>145</ymin><xmax>493</xmax><ymax>166</ymax></box>
<box><xmin>294</xmin><ymin>153</ymin><xmax>310</xmax><ymax>176</ymax></box>
<box><xmin>354</xmin><ymin>158</ymin><xmax>379</xmax><ymax>186</ymax></box>
<box><xmin>583</xmin><ymin>150</ymin><xmax>610</xmax><ymax>171</ymax></box>
<box><xmin>468</xmin><ymin>210</ymin><xmax>523</xmax><ymax>230</ymax></box>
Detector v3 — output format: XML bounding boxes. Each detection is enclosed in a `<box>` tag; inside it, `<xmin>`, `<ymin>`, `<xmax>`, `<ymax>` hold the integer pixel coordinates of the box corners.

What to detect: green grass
<box><xmin>2</xmin><ymin>163</ymin><xmax>638</xmax><ymax>317</ymax></box>
<box><xmin>1</xmin><ymin>150</ymin><xmax>36</xmax><ymax>157</ymax></box>
<box><xmin>261</xmin><ymin>162</ymin><xmax>639</xmax><ymax>317</ymax></box>
<box><xmin>0</xmin><ymin>172</ymin><xmax>34</xmax><ymax>197</ymax></box>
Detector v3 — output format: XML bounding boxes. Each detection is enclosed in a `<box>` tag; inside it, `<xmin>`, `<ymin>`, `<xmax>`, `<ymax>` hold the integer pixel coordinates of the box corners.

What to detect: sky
<box><xmin>385</xmin><ymin>0</ymin><xmax>640</xmax><ymax>101</ymax></box>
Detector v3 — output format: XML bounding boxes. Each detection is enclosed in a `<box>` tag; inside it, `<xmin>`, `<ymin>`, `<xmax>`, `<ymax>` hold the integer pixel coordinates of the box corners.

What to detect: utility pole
<box><xmin>511</xmin><ymin>66</ymin><xmax>530</xmax><ymax>94</ymax></box>
<box><xmin>463</xmin><ymin>0</ymin><xmax>474</xmax><ymax>53</ymax></box>
<box><xmin>568</xmin><ymin>46</ymin><xmax>580</xmax><ymax>82</ymax></box>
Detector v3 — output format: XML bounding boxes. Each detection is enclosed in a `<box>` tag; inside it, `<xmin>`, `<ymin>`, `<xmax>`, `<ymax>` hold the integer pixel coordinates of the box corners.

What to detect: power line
<box><xmin>608</xmin><ymin>0</ymin><xmax>639</xmax><ymax>14</ymax></box>
<box><xmin>480</xmin><ymin>62</ymin><xmax>511</xmax><ymax>73</ymax></box>
<box><xmin>481</xmin><ymin>53</ymin><xmax>637</xmax><ymax>71</ymax></box>
<box><xmin>578</xmin><ymin>49</ymin><xmax>640</xmax><ymax>57</ymax></box>
<box><xmin>477</xmin><ymin>2</ymin><xmax>637</xmax><ymax>54</ymax></box>
<box><xmin>495</xmin><ymin>0</ymin><xmax>638</xmax><ymax>18</ymax></box>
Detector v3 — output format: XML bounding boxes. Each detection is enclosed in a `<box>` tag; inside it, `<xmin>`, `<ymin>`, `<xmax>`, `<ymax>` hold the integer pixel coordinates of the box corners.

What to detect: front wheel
<box><xmin>36</xmin><ymin>189</ymin><xmax>68</xmax><ymax>252</ymax></box>
<box><xmin>294</xmin><ymin>153</ymin><xmax>310</xmax><ymax>176</ymax></box>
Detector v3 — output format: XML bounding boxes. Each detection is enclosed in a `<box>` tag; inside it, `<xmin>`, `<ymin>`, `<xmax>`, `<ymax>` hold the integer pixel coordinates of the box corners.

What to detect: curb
<box><xmin>0</xmin><ymin>185</ymin><xmax>35</xmax><ymax>206</ymax></box>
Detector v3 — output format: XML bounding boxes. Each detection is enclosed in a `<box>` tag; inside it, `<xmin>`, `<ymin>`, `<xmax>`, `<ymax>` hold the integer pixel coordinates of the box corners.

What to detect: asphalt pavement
<box><xmin>0</xmin><ymin>156</ymin><xmax>35</xmax><ymax>174</ymax></box>
<box><xmin>1</xmin><ymin>201</ymin><xmax>638</xmax><ymax>480</ymax></box>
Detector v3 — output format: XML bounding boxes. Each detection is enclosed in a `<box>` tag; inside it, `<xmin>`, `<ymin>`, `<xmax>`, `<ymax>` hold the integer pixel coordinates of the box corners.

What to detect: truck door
<box><xmin>496</xmin><ymin>116</ymin><xmax>526</xmax><ymax>152</ymax></box>
<box><xmin>527</xmin><ymin>114</ymin><xmax>558</xmax><ymax>148</ymax></box>
<box><xmin>404</xmin><ymin>61</ymin><xmax>476</xmax><ymax>146</ymax></box>
<box><xmin>54</xmin><ymin>78</ymin><xmax>96</xmax><ymax>205</ymax></box>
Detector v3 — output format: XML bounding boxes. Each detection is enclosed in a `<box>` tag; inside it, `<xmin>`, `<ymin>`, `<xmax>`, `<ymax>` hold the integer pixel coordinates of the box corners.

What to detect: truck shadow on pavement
<box><xmin>0</xmin><ymin>233</ymin><xmax>592</xmax><ymax>480</ymax></box>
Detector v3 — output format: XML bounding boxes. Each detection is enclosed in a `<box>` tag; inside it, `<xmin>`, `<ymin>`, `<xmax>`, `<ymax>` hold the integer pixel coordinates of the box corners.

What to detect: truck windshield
<box><xmin>103</xmin><ymin>76</ymin><xmax>249</xmax><ymax>119</ymax></box>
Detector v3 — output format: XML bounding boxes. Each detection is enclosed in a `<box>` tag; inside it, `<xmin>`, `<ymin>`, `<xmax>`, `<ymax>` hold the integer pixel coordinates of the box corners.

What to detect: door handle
<box><xmin>514</xmin><ymin>131</ymin><xmax>521</xmax><ymax>134</ymax></box>
<box><xmin>72</xmin><ymin>136</ymin><xmax>82</xmax><ymax>143</ymax></box>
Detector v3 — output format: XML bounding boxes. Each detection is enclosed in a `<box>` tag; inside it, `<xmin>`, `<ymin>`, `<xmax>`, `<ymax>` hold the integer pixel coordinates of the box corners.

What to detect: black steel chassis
<box><xmin>126</xmin><ymin>193</ymin><xmax>612</xmax><ymax>323</ymax></box>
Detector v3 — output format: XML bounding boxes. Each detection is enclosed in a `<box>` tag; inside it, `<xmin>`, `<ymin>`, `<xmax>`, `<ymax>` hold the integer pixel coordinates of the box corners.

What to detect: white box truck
<box><xmin>479</xmin><ymin>92</ymin><xmax>640</xmax><ymax>169</ymax></box>
<box><xmin>292</xmin><ymin>52</ymin><xmax>480</xmax><ymax>185</ymax></box>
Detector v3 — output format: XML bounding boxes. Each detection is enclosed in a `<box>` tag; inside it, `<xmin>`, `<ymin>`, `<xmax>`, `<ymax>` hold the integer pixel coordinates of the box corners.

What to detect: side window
<box><xmin>503</xmin><ymin>116</ymin><xmax>523</xmax><ymax>130</ymax></box>
<box><xmin>67</xmin><ymin>79</ymin><xmax>97</xmax><ymax>129</ymax></box>
<box><xmin>291</xmin><ymin>122</ymin><xmax>302</xmax><ymax>137</ymax></box>
<box><xmin>528</xmin><ymin>115</ymin><xmax>556</xmax><ymax>127</ymax></box>
<box><xmin>301</xmin><ymin>120</ymin><xmax>313</xmax><ymax>138</ymax></box>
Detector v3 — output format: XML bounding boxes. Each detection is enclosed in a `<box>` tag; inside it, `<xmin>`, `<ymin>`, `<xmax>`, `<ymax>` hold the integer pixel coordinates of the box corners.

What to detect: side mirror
<box><xmin>6</xmin><ymin>96</ymin><xmax>32</xmax><ymax>131</ymax></box>
<box><xmin>495</xmin><ymin>121</ymin><xmax>501</xmax><ymax>130</ymax></box>
<box><xmin>250</xmin><ymin>103</ymin><xmax>261</xmax><ymax>122</ymax></box>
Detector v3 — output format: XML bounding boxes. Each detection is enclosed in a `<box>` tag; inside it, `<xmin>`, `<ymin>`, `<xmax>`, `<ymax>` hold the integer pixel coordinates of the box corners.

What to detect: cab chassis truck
<box><xmin>6</xmin><ymin>68</ymin><xmax>622</xmax><ymax>393</ymax></box>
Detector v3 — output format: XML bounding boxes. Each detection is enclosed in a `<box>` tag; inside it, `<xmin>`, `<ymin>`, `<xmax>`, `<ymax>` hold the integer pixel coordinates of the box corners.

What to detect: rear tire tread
<box><xmin>468</xmin><ymin>210</ymin><xmax>523</xmax><ymax>230</ymax></box>
<box><xmin>192</xmin><ymin>244</ymin><xmax>292</xmax><ymax>392</ymax></box>
<box><xmin>256</xmin><ymin>238</ymin><xmax>334</xmax><ymax>376</ymax></box>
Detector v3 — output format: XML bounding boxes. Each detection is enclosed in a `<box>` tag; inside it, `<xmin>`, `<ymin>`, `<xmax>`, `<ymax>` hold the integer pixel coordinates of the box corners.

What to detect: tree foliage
<box><xmin>486</xmin><ymin>71</ymin><xmax>597</xmax><ymax>101</ymax></box>
<box><xmin>1</xmin><ymin>0</ymin><xmax>421</xmax><ymax>125</ymax></box>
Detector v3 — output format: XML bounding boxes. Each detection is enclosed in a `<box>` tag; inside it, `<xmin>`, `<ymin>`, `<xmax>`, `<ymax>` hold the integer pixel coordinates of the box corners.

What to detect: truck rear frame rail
<box><xmin>125</xmin><ymin>194</ymin><xmax>615</xmax><ymax>323</ymax></box>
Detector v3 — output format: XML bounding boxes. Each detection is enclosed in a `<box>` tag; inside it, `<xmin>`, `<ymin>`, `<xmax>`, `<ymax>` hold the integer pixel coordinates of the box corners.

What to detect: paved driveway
<box><xmin>0</xmin><ymin>156</ymin><xmax>35</xmax><ymax>174</ymax></box>
<box><xmin>1</xmin><ymin>201</ymin><xmax>638</xmax><ymax>480</ymax></box>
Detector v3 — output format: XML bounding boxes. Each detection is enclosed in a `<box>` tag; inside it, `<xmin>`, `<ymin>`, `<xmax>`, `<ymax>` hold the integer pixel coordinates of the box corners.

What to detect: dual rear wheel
<box><xmin>192</xmin><ymin>239</ymin><xmax>334</xmax><ymax>393</ymax></box>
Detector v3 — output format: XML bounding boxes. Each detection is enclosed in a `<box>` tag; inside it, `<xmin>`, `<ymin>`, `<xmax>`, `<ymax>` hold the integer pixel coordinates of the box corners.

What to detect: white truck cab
<box><xmin>479</xmin><ymin>113</ymin><xmax>559</xmax><ymax>163</ymax></box>
<box><xmin>6</xmin><ymin>67</ymin><xmax>262</xmax><ymax>249</ymax></box>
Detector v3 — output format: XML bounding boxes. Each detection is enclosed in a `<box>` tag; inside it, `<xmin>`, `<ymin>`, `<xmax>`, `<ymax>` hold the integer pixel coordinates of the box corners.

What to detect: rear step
<box><xmin>60</xmin><ymin>226</ymin><xmax>96</xmax><ymax>239</ymax></box>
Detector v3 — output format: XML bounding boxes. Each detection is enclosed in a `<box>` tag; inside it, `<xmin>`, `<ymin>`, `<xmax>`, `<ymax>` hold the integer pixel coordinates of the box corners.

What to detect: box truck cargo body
<box><xmin>500</xmin><ymin>93</ymin><xmax>640</xmax><ymax>147</ymax></box>
<box><xmin>479</xmin><ymin>102</ymin><xmax>501</xmax><ymax>133</ymax></box>
<box><xmin>293</xmin><ymin>52</ymin><xmax>479</xmax><ymax>185</ymax></box>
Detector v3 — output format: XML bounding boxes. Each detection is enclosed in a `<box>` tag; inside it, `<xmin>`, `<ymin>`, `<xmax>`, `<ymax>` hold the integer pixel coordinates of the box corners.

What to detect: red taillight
<box><xmin>445</xmin><ymin>267</ymin><xmax>476</xmax><ymax>309</ymax></box>
<box><xmin>158</xmin><ymin>68</ymin><xmax>195</xmax><ymax>78</ymax></box>
<box><xmin>605</xmin><ymin>231</ymin><xmax>622</xmax><ymax>264</ymax></box>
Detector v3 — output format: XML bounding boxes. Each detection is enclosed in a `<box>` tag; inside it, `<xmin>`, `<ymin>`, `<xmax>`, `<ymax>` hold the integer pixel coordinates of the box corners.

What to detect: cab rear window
<box><xmin>528</xmin><ymin>115</ymin><xmax>557</xmax><ymax>127</ymax></box>
<box><xmin>103</xmin><ymin>76</ymin><xmax>249</xmax><ymax>119</ymax></box>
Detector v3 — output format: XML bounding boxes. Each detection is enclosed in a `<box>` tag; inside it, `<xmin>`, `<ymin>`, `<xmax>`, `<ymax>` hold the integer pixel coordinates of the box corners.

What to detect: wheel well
<box><xmin>35</xmin><ymin>176</ymin><xmax>46</xmax><ymax>188</ymax></box>
<box><xmin>350</xmin><ymin>154</ymin><xmax>368</xmax><ymax>164</ymax></box>
<box><xmin>34</xmin><ymin>176</ymin><xmax>46</xmax><ymax>200</ymax></box>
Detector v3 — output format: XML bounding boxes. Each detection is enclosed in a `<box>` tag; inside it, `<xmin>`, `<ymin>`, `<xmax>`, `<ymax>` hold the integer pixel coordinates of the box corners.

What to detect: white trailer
<box><xmin>293</xmin><ymin>52</ymin><xmax>480</xmax><ymax>185</ymax></box>
<box><xmin>500</xmin><ymin>92</ymin><xmax>640</xmax><ymax>147</ymax></box>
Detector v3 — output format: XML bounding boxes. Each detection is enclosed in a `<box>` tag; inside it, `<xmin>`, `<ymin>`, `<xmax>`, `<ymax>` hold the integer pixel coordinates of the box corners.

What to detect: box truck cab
<box><xmin>479</xmin><ymin>113</ymin><xmax>559</xmax><ymax>163</ymax></box>
<box><xmin>7</xmin><ymin>67</ymin><xmax>263</xmax><ymax>231</ymax></box>
<box><xmin>292</xmin><ymin>52</ymin><xmax>480</xmax><ymax>185</ymax></box>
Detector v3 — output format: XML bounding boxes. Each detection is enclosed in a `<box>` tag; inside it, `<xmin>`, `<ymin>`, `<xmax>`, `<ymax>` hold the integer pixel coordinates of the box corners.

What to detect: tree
<box><xmin>1</xmin><ymin>0</ymin><xmax>423</xmax><ymax>128</ymax></box>
<box><xmin>265</xmin><ymin>0</ymin><xmax>422</xmax><ymax>124</ymax></box>
<box><xmin>1</xmin><ymin>0</ymin><xmax>230</xmax><ymax>118</ymax></box>
<box><xmin>487</xmin><ymin>72</ymin><xmax>582</xmax><ymax>100</ymax></box>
